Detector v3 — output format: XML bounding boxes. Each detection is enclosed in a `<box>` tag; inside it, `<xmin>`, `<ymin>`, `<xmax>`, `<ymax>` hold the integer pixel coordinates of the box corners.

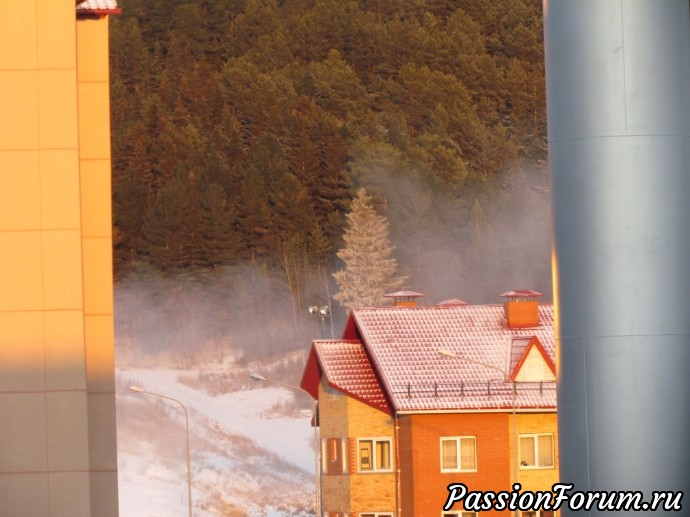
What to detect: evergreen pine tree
<box><xmin>198</xmin><ymin>182</ymin><xmax>238</xmax><ymax>268</ymax></box>
<box><xmin>141</xmin><ymin>174</ymin><xmax>192</xmax><ymax>270</ymax></box>
<box><xmin>332</xmin><ymin>189</ymin><xmax>406</xmax><ymax>310</ymax></box>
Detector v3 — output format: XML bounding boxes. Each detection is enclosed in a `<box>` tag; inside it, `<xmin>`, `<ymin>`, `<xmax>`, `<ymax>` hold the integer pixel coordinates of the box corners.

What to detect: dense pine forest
<box><xmin>110</xmin><ymin>0</ymin><xmax>552</xmax><ymax>363</ymax></box>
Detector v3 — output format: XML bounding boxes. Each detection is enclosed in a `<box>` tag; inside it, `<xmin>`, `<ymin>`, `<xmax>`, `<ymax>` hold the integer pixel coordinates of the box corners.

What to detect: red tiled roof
<box><xmin>76</xmin><ymin>0</ymin><xmax>120</xmax><ymax>15</ymax></box>
<box><xmin>350</xmin><ymin>304</ymin><xmax>556</xmax><ymax>413</ymax></box>
<box><xmin>301</xmin><ymin>340</ymin><xmax>390</xmax><ymax>414</ymax></box>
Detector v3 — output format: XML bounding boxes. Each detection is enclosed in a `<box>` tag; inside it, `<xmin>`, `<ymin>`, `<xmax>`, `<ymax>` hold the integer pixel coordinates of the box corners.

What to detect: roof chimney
<box><xmin>385</xmin><ymin>291</ymin><xmax>424</xmax><ymax>307</ymax></box>
<box><xmin>500</xmin><ymin>290</ymin><xmax>543</xmax><ymax>328</ymax></box>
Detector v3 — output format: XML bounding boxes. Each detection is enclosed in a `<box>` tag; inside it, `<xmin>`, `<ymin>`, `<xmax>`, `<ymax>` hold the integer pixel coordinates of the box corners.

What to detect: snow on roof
<box><xmin>301</xmin><ymin>340</ymin><xmax>390</xmax><ymax>414</ymax></box>
<box><xmin>76</xmin><ymin>0</ymin><xmax>120</xmax><ymax>15</ymax></box>
<box><xmin>317</xmin><ymin>340</ymin><xmax>391</xmax><ymax>413</ymax></box>
<box><xmin>350</xmin><ymin>304</ymin><xmax>556</xmax><ymax>413</ymax></box>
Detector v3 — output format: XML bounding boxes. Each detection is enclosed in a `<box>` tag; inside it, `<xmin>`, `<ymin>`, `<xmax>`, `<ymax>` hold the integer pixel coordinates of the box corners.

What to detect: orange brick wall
<box><xmin>513</xmin><ymin>412</ymin><xmax>559</xmax><ymax>492</ymax></box>
<box><xmin>318</xmin><ymin>378</ymin><xmax>558</xmax><ymax>517</ymax></box>
<box><xmin>398</xmin><ymin>415</ymin><xmax>413</xmax><ymax>516</ymax></box>
<box><xmin>399</xmin><ymin>412</ymin><xmax>512</xmax><ymax>516</ymax></box>
<box><xmin>319</xmin><ymin>381</ymin><xmax>352</xmax><ymax>511</ymax></box>
<box><xmin>318</xmin><ymin>380</ymin><xmax>396</xmax><ymax>514</ymax></box>
<box><xmin>346</xmin><ymin>393</ymin><xmax>396</xmax><ymax>515</ymax></box>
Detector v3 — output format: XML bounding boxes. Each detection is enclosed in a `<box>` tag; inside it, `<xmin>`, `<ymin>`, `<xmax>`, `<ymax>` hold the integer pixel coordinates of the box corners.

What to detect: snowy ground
<box><xmin>116</xmin><ymin>367</ymin><xmax>315</xmax><ymax>516</ymax></box>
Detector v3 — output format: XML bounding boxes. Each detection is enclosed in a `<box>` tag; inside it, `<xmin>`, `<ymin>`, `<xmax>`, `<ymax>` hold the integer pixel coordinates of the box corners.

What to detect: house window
<box><xmin>519</xmin><ymin>434</ymin><xmax>554</xmax><ymax>468</ymax></box>
<box><xmin>360</xmin><ymin>513</ymin><xmax>393</xmax><ymax>517</ymax></box>
<box><xmin>521</xmin><ymin>511</ymin><xmax>554</xmax><ymax>517</ymax></box>
<box><xmin>443</xmin><ymin>512</ymin><xmax>477</xmax><ymax>517</ymax></box>
<box><xmin>440</xmin><ymin>437</ymin><xmax>477</xmax><ymax>472</ymax></box>
<box><xmin>358</xmin><ymin>438</ymin><xmax>392</xmax><ymax>472</ymax></box>
<box><xmin>322</xmin><ymin>438</ymin><xmax>348</xmax><ymax>475</ymax></box>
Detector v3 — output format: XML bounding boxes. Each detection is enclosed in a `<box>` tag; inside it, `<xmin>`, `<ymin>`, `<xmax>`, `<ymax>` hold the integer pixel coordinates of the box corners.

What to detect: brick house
<box><xmin>301</xmin><ymin>291</ymin><xmax>558</xmax><ymax>517</ymax></box>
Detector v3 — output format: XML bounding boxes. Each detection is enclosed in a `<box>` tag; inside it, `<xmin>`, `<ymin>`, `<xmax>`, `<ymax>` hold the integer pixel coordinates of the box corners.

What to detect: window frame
<box><xmin>518</xmin><ymin>433</ymin><xmax>555</xmax><ymax>469</ymax></box>
<box><xmin>359</xmin><ymin>513</ymin><xmax>394</xmax><ymax>517</ymax></box>
<box><xmin>321</xmin><ymin>437</ymin><xmax>348</xmax><ymax>475</ymax></box>
<box><xmin>439</xmin><ymin>436</ymin><xmax>477</xmax><ymax>473</ymax></box>
<box><xmin>357</xmin><ymin>437</ymin><xmax>393</xmax><ymax>473</ymax></box>
<box><xmin>442</xmin><ymin>512</ymin><xmax>478</xmax><ymax>517</ymax></box>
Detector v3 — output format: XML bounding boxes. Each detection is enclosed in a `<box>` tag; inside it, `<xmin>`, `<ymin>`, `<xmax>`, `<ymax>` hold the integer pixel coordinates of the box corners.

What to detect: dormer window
<box><xmin>509</xmin><ymin>336</ymin><xmax>556</xmax><ymax>382</ymax></box>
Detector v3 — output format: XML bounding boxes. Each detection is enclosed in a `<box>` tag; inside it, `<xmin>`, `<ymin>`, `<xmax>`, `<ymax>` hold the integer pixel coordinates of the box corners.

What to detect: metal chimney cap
<box><xmin>437</xmin><ymin>299</ymin><xmax>469</xmax><ymax>307</ymax></box>
<box><xmin>499</xmin><ymin>290</ymin><xmax>543</xmax><ymax>298</ymax></box>
<box><xmin>384</xmin><ymin>291</ymin><xmax>425</xmax><ymax>298</ymax></box>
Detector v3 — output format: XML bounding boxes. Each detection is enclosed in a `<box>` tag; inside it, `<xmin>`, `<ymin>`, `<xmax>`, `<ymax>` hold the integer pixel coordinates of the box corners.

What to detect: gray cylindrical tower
<box><xmin>544</xmin><ymin>0</ymin><xmax>690</xmax><ymax>513</ymax></box>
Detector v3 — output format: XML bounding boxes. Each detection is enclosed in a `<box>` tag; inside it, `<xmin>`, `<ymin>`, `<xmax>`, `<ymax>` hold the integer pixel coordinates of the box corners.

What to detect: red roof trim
<box><xmin>341</xmin><ymin>312</ymin><xmax>359</xmax><ymax>340</ymax></box>
<box><xmin>299</xmin><ymin>344</ymin><xmax>321</xmax><ymax>400</ymax></box>
<box><xmin>397</xmin><ymin>405</ymin><xmax>558</xmax><ymax>415</ymax></box>
<box><xmin>77</xmin><ymin>9</ymin><xmax>121</xmax><ymax>18</ymax></box>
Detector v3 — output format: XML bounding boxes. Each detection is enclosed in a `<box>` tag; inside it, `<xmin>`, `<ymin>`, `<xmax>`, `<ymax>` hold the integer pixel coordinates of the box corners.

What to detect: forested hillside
<box><xmin>110</xmin><ymin>0</ymin><xmax>552</xmax><ymax>362</ymax></box>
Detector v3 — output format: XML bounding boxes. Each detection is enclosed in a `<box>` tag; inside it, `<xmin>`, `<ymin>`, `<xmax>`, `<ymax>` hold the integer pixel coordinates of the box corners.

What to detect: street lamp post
<box><xmin>250</xmin><ymin>373</ymin><xmax>321</xmax><ymax>517</ymax></box>
<box><xmin>438</xmin><ymin>349</ymin><xmax>518</xmax><ymax>516</ymax></box>
<box><xmin>308</xmin><ymin>305</ymin><xmax>331</xmax><ymax>339</ymax></box>
<box><xmin>129</xmin><ymin>386</ymin><xmax>193</xmax><ymax>517</ymax></box>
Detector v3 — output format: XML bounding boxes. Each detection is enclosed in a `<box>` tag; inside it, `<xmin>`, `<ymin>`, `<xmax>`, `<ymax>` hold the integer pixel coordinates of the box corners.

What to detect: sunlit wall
<box><xmin>0</xmin><ymin>2</ymin><xmax>118</xmax><ymax>515</ymax></box>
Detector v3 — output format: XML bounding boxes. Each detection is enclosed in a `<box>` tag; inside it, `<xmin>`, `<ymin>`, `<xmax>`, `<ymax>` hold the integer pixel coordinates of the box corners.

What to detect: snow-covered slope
<box><xmin>117</xmin><ymin>367</ymin><xmax>315</xmax><ymax>516</ymax></box>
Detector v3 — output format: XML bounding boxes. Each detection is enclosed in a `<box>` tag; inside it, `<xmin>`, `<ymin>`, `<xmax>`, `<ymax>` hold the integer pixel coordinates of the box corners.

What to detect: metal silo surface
<box><xmin>544</xmin><ymin>0</ymin><xmax>690</xmax><ymax>513</ymax></box>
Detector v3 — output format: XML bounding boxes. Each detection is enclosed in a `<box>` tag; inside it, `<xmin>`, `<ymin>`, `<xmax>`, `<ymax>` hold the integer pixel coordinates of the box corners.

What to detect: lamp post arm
<box><xmin>133</xmin><ymin>388</ymin><xmax>188</xmax><ymax>414</ymax></box>
<box><xmin>437</xmin><ymin>350</ymin><xmax>518</xmax><ymax>516</ymax></box>
<box><xmin>260</xmin><ymin>379</ymin><xmax>315</xmax><ymax>403</ymax></box>
<box><xmin>438</xmin><ymin>349</ymin><xmax>513</xmax><ymax>383</ymax></box>
<box><xmin>130</xmin><ymin>387</ymin><xmax>193</xmax><ymax>517</ymax></box>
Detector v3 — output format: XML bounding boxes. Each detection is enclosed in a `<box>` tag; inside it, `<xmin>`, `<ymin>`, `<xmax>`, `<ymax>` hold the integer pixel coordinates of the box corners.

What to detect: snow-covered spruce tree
<box><xmin>333</xmin><ymin>188</ymin><xmax>406</xmax><ymax>310</ymax></box>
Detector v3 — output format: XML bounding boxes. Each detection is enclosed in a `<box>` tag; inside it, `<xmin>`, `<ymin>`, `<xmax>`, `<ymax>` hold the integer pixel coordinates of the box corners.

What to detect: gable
<box><xmin>511</xmin><ymin>338</ymin><xmax>556</xmax><ymax>382</ymax></box>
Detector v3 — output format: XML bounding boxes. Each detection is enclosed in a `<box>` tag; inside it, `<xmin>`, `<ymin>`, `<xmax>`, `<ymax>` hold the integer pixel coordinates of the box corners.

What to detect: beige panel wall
<box><xmin>0</xmin><ymin>2</ymin><xmax>118</xmax><ymax>516</ymax></box>
<box><xmin>319</xmin><ymin>382</ymin><xmax>352</xmax><ymax>512</ymax></box>
<box><xmin>346</xmin><ymin>396</ymin><xmax>396</xmax><ymax>515</ymax></box>
<box><xmin>511</xmin><ymin>412</ymin><xmax>559</xmax><ymax>492</ymax></box>
<box><xmin>318</xmin><ymin>380</ymin><xmax>397</xmax><ymax>515</ymax></box>
<box><xmin>76</xmin><ymin>17</ymin><xmax>119</xmax><ymax>516</ymax></box>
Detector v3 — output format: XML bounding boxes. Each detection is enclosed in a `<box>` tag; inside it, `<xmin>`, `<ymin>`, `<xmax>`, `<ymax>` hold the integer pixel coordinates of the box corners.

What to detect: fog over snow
<box><xmin>117</xmin><ymin>366</ymin><xmax>315</xmax><ymax>516</ymax></box>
